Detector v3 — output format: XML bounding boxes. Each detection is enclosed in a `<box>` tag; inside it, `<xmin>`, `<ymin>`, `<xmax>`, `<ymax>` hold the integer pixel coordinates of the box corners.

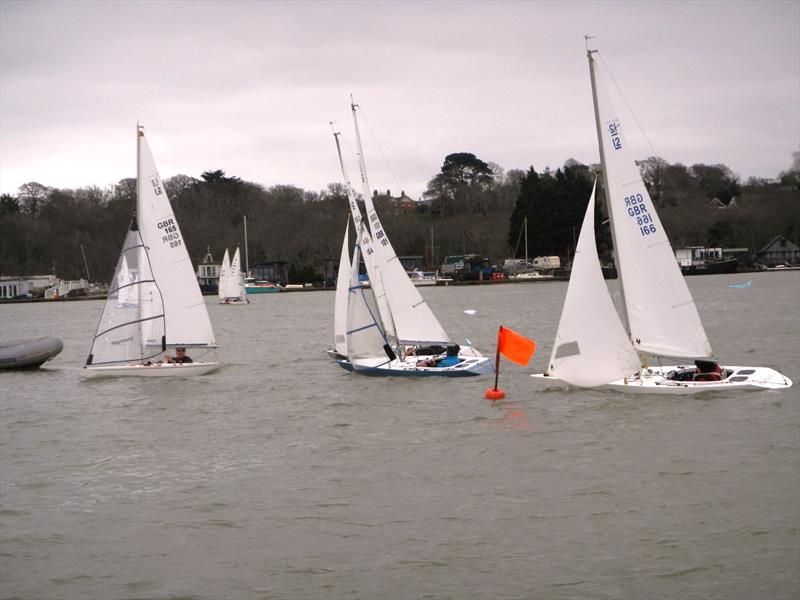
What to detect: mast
<box><xmin>587</xmin><ymin>46</ymin><xmax>631</xmax><ymax>335</ymax></box>
<box><xmin>350</xmin><ymin>97</ymin><xmax>372</xmax><ymax>206</ymax></box>
<box><xmin>524</xmin><ymin>217</ymin><xmax>528</xmax><ymax>265</ymax></box>
<box><xmin>243</xmin><ymin>214</ymin><xmax>249</xmax><ymax>276</ymax></box>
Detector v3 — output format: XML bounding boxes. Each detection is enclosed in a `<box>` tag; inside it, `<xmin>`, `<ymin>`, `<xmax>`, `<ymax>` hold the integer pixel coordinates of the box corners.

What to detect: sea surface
<box><xmin>1</xmin><ymin>272</ymin><xmax>798</xmax><ymax>600</ymax></box>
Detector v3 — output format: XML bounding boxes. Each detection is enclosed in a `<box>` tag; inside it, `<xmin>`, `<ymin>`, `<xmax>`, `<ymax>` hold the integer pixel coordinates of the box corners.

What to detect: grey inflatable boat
<box><xmin>0</xmin><ymin>336</ymin><xmax>63</xmax><ymax>370</ymax></box>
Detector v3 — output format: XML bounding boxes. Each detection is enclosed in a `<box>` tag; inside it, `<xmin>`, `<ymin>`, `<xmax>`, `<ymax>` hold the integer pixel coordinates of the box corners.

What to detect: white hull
<box><xmin>509</xmin><ymin>271</ymin><xmax>554</xmax><ymax>281</ymax></box>
<box><xmin>82</xmin><ymin>361</ymin><xmax>220</xmax><ymax>379</ymax></box>
<box><xmin>532</xmin><ymin>365</ymin><xmax>793</xmax><ymax>394</ymax></box>
<box><xmin>339</xmin><ymin>350</ymin><xmax>493</xmax><ymax>377</ymax></box>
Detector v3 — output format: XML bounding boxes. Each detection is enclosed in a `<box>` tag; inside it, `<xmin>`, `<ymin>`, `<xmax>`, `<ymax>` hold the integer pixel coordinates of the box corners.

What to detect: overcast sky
<box><xmin>1</xmin><ymin>0</ymin><xmax>798</xmax><ymax>200</ymax></box>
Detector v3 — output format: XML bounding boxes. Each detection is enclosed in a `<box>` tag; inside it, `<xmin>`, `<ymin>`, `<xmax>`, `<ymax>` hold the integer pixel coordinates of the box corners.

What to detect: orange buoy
<box><xmin>484</xmin><ymin>387</ymin><xmax>506</xmax><ymax>401</ymax></box>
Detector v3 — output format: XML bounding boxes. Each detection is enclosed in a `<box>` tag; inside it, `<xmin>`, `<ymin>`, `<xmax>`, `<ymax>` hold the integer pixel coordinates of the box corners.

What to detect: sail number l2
<box><xmin>624</xmin><ymin>193</ymin><xmax>657</xmax><ymax>237</ymax></box>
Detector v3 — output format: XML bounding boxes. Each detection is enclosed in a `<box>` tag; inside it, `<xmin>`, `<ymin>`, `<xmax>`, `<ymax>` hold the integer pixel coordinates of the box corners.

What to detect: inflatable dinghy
<box><xmin>0</xmin><ymin>336</ymin><xmax>63</xmax><ymax>370</ymax></box>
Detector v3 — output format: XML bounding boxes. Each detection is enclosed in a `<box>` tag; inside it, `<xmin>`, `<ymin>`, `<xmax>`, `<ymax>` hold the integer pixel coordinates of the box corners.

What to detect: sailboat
<box><xmin>83</xmin><ymin>125</ymin><xmax>219</xmax><ymax>377</ymax></box>
<box><xmin>329</xmin><ymin>104</ymin><xmax>492</xmax><ymax>377</ymax></box>
<box><xmin>219</xmin><ymin>247</ymin><xmax>248</xmax><ymax>304</ymax></box>
<box><xmin>531</xmin><ymin>48</ymin><xmax>792</xmax><ymax>393</ymax></box>
<box><xmin>509</xmin><ymin>218</ymin><xmax>554</xmax><ymax>281</ymax></box>
<box><xmin>241</xmin><ymin>215</ymin><xmax>283</xmax><ymax>294</ymax></box>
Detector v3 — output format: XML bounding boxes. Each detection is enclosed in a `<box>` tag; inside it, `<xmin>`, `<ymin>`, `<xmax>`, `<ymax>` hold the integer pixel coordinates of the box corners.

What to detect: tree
<box><xmin>509</xmin><ymin>163</ymin><xmax>593</xmax><ymax>260</ymax></box>
<box><xmin>690</xmin><ymin>163</ymin><xmax>740</xmax><ymax>204</ymax></box>
<box><xmin>639</xmin><ymin>156</ymin><xmax>668</xmax><ymax>207</ymax></box>
<box><xmin>0</xmin><ymin>194</ymin><xmax>19</xmax><ymax>216</ymax></box>
<box><xmin>201</xmin><ymin>170</ymin><xmax>241</xmax><ymax>184</ymax></box>
<box><xmin>422</xmin><ymin>152</ymin><xmax>495</xmax><ymax>217</ymax></box>
<box><xmin>17</xmin><ymin>182</ymin><xmax>50</xmax><ymax>218</ymax></box>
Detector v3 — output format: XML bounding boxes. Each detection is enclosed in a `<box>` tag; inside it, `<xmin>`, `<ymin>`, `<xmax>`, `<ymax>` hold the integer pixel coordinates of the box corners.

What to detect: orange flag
<box><xmin>498</xmin><ymin>326</ymin><xmax>537</xmax><ymax>366</ymax></box>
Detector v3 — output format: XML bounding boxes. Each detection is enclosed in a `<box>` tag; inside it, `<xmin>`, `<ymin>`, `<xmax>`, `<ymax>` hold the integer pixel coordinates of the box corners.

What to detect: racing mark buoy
<box><xmin>484</xmin><ymin>387</ymin><xmax>505</xmax><ymax>401</ymax></box>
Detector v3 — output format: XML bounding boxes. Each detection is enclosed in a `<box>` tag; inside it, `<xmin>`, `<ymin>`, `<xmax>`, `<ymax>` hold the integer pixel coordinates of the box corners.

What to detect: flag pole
<box><xmin>485</xmin><ymin>326</ymin><xmax>506</xmax><ymax>400</ymax></box>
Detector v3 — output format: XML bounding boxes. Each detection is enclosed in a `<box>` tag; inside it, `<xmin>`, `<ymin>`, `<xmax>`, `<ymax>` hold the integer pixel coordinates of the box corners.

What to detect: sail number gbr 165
<box><xmin>624</xmin><ymin>193</ymin><xmax>656</xmax><ymax>237</ymax></box>
<box><xmin>158</xmin><ymin>218</ymin><xmax>183</xmax><ymax>248</ymax></box>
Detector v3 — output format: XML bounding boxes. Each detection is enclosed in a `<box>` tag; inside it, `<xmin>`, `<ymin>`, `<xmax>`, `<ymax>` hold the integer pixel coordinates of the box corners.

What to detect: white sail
<box><xmin>218</xmin><ymin>248</ymin><xmax>232</xmax><ymax>300</ymax></box>
<box><xmin>590</xmin><ymin>53</ymin><xmax>712</xmax><ymax>359</ymax></box>
<box><xmin>116</xmin><ymin>254</ymin><xmax>137</xmax><ymax>307</ymax></box>
<box><xmin>547</xmin><ymin>182</ymin><xmax>641</xmax><ymax>386</ymax></box>
<box><xmin>332</xmin><ymin>130</ymin><xmax>398</xmax><ymax>346</ymax></box>
<box><xmin>87</xmin><ymin>225</ymin><xmax>164</xmax><ymax>365</ymax></box>
<box><xmin>229</xmin><ymin>247</ymin><xmax>247</xmax><ymax>302</ymax></box>
<box><xmin>346</xmin><ymin>225</ymin><xmax>390</xmax><ymax>365</ymax></box>
<box><xmin>136</xmin><ymin>128</ymin><xmax>216</xmax><ymax>349</ymax></box>
<box><xmin>334</xmin><ymin>219</ymin><xmax>351</xmax><ymax>356</ymax></box>
<box><xmin>350</xmin><ymin>101</ymin><xmax>450</xmax><ymax>345</ymax></box>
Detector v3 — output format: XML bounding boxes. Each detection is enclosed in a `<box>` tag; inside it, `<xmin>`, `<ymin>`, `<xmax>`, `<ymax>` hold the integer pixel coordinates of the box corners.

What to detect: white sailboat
<box><xmin>83</xmin><ymin>125</ymin><xmax>219</xmax><ymax>377</ymax></box>
<box><xmin>219</xmin><ymin>247</ymin><xmax>248</xmax><ymax>304</ymax></box>
<box><xmin>532</xmin><ymin>48</ymin><xmax>792</xmax><ymax>393</ymax></box>
<box><xmin>330</xmin><ymin>106</ymin><xmax>492</xmax><ymax>377</ymax></box>
<box><xmin>508</xmin><ymin>218</ymin><xmax>554</xmax><ymax>281</ymax></box>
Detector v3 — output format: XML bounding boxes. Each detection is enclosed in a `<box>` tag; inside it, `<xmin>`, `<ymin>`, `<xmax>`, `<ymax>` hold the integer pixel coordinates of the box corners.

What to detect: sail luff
<box><xmin>588</xmin><ymin>49</ymin><xmax>630</xmax><ymax>335</ymax></box>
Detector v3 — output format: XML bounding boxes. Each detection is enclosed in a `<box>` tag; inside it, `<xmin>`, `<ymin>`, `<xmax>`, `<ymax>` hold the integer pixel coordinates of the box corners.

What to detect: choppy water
<box><xmin>1</xmin><ymin>272</ymin><xmax>798</xmax><ymax>600</ymax></box>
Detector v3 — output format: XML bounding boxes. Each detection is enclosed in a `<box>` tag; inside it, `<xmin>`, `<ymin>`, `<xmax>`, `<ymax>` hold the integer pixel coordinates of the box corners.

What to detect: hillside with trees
<box><xmin>1</xmin><ymin>152</ymin><xmax>798</xmax><ymax>285</ymax></box>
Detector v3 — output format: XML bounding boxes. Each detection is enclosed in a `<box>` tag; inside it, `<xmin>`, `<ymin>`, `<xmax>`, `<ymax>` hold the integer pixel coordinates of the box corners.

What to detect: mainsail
<box><xmin>350</xmin><ymin>101</ymin><xmax>450</xmax><ymax>346</ymax></box>
<box><xmin>136</xmin><ymin>127</ymin><xmax>216</xmax><ymax>349</ymax></box>
<box><xmin>589</xmin><ymin>52</ymin><xmax>712</xmax><ymax>359</ymax></box>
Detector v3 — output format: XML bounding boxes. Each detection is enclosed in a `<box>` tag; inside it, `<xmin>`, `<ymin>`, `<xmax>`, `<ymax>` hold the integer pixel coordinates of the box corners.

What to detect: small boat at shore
<box><xmin>0</xmin><ymin>336</ymin><xmax>63</xmax><ymax>370</ymax></box>
<box><xmin>244</xmin><ymin>278</ymin><xmax>284</xmax><ymax>294</ymax></box>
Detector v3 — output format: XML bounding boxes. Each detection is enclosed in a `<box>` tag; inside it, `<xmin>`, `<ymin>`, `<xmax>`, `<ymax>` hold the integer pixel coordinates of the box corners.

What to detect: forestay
<box><xmin>590</xmin><ymin>53</ymin><xmax>712</xmax><ymax>359</ymax></box>
<box><xmin>547</xmin><ymin>182</ymin><xmax>641</xmax><ymax>386</ymax></box>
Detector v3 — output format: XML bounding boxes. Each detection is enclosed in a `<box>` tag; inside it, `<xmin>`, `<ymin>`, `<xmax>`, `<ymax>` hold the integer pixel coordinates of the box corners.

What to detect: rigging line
<box><xmin>355</xmin><ymin>105</ymin><xmax>404</xmax><ymax>194</ymax></box>
<box><xmin>596</xmin><ymin>51</ymin><xmax>659</xmax><ymax>158</ymax></box>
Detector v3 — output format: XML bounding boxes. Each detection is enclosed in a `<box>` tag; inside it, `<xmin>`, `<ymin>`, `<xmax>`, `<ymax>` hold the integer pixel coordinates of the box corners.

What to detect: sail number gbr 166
<box><xmin>624</xmin><ymin>193</ymin><xmax>656</xmax><ymax>237</ymax></box>
<box><xmin>158</xmin><ymin>218</ymin><xmax>183</xmax><ymax>248</ymax></box>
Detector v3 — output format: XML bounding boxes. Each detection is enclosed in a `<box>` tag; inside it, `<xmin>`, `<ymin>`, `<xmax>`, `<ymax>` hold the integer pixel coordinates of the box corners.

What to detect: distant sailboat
<box><xmin>83</xmin><ymin>125</ymin><xmax>219</xmax><ymax>377</ymax></box>
<box><xmin>219</xmin><ymin>247</ymin><xmax>248</xmax><ymax>304</ymax></box>
<box><xmin>531</xmin><ymin>47</ymin><xmax>791</xmax><ymax>393</ymax></box>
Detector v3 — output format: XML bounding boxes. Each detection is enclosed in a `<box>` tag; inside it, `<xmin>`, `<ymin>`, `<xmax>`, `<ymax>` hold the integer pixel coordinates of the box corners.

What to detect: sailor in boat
<box><xmin>163</xmin><ymin>346</ymin><xmax>193</xmax><ymax>364</ymax></box>
<box><xmin>666</xmin><ymin>359</ymin><xmax>726</xmax><ymax>382</ymax></box>
<box><xmin>416</xmin><ymin>344</ymin><xmax>462</xmax><ymax>368</ymax></box>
